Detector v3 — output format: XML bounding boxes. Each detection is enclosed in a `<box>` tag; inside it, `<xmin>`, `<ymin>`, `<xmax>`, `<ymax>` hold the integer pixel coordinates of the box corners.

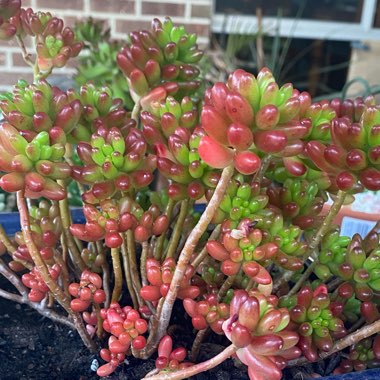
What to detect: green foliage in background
<box><xmin>74</xmin><ymin>18</ymin><xmax>134</xmax><ymax>110</ymax></box>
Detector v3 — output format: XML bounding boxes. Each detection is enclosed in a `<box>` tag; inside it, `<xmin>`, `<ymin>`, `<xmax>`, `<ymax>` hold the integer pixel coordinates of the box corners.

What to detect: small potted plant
<box><xmin>1</xmin><ymin>1</ymin><xmax>380</xmax><ymax>379</ymax></box>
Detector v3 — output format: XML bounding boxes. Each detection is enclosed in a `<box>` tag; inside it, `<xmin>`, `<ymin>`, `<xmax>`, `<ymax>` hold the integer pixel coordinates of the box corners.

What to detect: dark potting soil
<box><xmin>0</xmin><ymin>295</ymin><xmax>252</xmax><ymax>380</ymax></box>
<box><xmin>0</xmin><ymin>295</ymin><xmax>343</xmax><ymax>380</ymax></box>
<box><xmin>0</xmin><ymin>275</ymin><xmax>340</xmax><ymax>380</ymax></box>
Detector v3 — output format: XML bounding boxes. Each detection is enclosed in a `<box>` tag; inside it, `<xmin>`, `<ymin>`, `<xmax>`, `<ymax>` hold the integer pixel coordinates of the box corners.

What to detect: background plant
<box><xmin>74</xmin><ymin>17</ymin><xmax>134</xmax><ymax>110</ymax></box>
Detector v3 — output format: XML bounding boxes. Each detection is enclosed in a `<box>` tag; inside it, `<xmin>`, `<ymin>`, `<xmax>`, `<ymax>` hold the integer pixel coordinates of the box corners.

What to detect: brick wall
<box><xmin>0</xmin><ymin>0</ymin><xmax>212</xmax><ymax>90</ymax></box>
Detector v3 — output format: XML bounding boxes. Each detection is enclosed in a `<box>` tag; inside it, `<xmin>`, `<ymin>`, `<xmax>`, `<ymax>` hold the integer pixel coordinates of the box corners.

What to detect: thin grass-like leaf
<box><xmin>275</xmin><ymin>0</ymin><xmax>307</xmax><ymax>81</ymax></box>
<box><xmin>341</xmin><ymin>77</ymin><xmax>372</xmax><ymax>99</ymax></box>
<box><xmin>280</xmin><ymin>40</ymin><xmax>320</xmax><ymax>80</ymax></box>
<box><xmin>269</xmin><ymin>9</ymin><xmax>282</xmax><ymax>73</ymax></box>
<box><xmin>286</xmin><ymin>60</ymin><xmax>351</xmax><ymax>83</ymax></box>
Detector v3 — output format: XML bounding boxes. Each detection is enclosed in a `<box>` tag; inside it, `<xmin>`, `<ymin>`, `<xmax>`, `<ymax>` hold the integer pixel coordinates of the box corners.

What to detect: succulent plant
<box><xmin>1</xmin><ymin>7</ymin><xmax>380</xmax><ymax>380</ymax></box>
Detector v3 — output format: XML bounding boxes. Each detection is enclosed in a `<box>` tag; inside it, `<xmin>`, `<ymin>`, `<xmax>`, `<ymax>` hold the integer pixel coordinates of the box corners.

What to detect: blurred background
<box><xmin>0</xmin><ymin>0</ymin><xmax>379</xmax><ymax>101</ymax></box>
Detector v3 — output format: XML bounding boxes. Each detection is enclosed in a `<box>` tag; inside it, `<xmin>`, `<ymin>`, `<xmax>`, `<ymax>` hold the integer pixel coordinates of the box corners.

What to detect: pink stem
<box><xmin>142</xmin><ymin>344</ymin><xmax>237</xmax><ymax>380</ymax></box>
<box><xmin>142</xmin><ymin>165</ymin><xmax>234</xmax><ymax>357</ymax></box>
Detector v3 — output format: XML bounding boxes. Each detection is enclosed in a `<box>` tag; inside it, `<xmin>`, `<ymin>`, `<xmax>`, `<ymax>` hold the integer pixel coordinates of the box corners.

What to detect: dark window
<box><xmin>215</xmin><ymin>0</ymin><xmax>363</xmax><ymax>23</ymax></box>
<box><xmin>373</xmin><ymin>1</ymin><xmax>380</xmax><ymax>27</ymax></box>
<box><xmin>211</xmin><ymin>34</ymin><xmax>352</xmax><ymax>97</ymax></box>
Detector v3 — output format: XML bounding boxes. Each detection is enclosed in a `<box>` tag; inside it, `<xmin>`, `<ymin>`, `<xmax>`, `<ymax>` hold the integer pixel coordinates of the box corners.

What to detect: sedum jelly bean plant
<box><xmin>2</xmin><ymin>2</ymin><xmax>380</xmax><ymax>379</ymax></box>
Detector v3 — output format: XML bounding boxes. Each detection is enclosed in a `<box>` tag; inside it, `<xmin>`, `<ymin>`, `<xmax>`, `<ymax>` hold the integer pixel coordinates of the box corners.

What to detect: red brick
<box><xmin>0</xmin><ymin>39</ymin><xmax>15</xmax><ymax>47</ymax></box>
<box><xmin>90</xmin><ymin>0</ymin><xmax>135</xmax><ymax>13</ymax></box>
<box><xmin>60</xmin><ymin>15</ymin><xmax>88</xmax><ymax>30</ymax></box>
<box><xmin>62</xmin><ymin>15</ymin><xmax>85</xmax><ymax>28</ymax></box>
<box><xmin>0</xmin><ymin>35</ymin><xmax>33</xmax><ymax>48</ymax></box>
<box><xmin>141</xmin><ymin>2</ymin><xmax>185</xmax><ymax>17</ymax></box>
<box><xmin>22</xmin><ymin>0</ymin><xmax>33</xmax><ymax>7</ymax></box>
<box><xmin>183</xmin><ymin>23</ymin><xmax>210</xmax><ymax>37</ymax></box>
<box><xmin>116</xmin><ymin>19</ymin><xmax>152</xmax><ymax>34</ymax></box>
<box><xmin>36</xmin><ymin>0</ymin><xmax>84</xmax><ymax>10</ymax></box>
<box><xmin>191</xmin><ymin>4</ymin><xmax>211</xmax><ymax>18</ymax></box>
<box><xmin>64</xmin><ymin>16</ymin><xmax>111</xmax><ymax>32</ymax></box>
<box><xmin>12</xmin><ymin>52</ymin><xmax>35</xmax><ymax>67</ymax></box>
<box><xmin>116</xmin><ymin>19</ymin><xmax>210</xmax><ymax>39</ymax></box>
<box><xmin>0</xmin><ymin>50</ymin><xmax>7</xmax><ymax>67</ymax></box>
<box><xmin>0</xmin><ymin>72</ymin><xmax>34</xmax><ymax>86</ymax></box>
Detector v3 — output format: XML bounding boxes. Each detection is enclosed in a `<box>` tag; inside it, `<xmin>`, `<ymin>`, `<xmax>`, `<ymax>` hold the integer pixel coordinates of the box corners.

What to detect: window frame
<box><xmin>212</xmin><ymin>0</ymin><xmax>380</xmax><ymax>41</ymax></box>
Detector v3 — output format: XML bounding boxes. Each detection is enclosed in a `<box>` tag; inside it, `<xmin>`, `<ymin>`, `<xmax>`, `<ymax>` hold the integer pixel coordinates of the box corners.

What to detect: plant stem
<box><xmin>142</xmin><ymin>344</ymin><xmax>237</xmax><ymax>380</ymax></box>
<box><xmin>16</xmin><ymin>35</ymin><xmax>35</xmax><ymax>69</ymax></box>
<box><xmin>141</xmin><ymin>241</ymin><xmax>149</xmax><ymax>286</ymax></box>
<box><xmin>3</xmin><ymin>238</ymin><xmax>34</xmax><ymax>269</ymax></box>
<box><xmin>131</xmin><ymin>101</ymin><xmax>141</xmax><ymax>123</ymax></box>
<box><xmin>93</xmin><ymin>304</ymin><xmax>104</xmax><ymax>338</ymax></box>
<box><xmin>132</xmin><ymin>298</ymin><xmax>164</xmax><ymax>358</ymax></box>
<box><xmin>17</xmin><ymin>191</ymin><xmax>96</xmax><ymax>351</ymax></box>
<box><xmin>273</xmin><ymin>270</ymin><xmax>292</xmax><ymax>294</ymax></box>
<box><xmin>92</xmin><ymin>241</ymin><xmax>110</xmax><ymax>307</ymax></box>
<box><xmin>256</xmin><ymin>7</ymin><xmax>265</xmax><ymax>69</ymax></box>
<box><xmin>95</xmin><ymin>241</ymin><xmax>103</xmax><ymax>257</ymax></box>
<box><xmin>290</xmin><ymin>316</ymin><xmax>380</xmax><ymax>367</ymax></box>
<box><xmin>60</xmin><ymin>230</ymin><xmax>69</xmax><ymax>264</ymax></box>
<box><xmin>0</xmin><ymin>224</ymin><xmax>17</xmax><ymax>253</ymax></box>
<box><xmin>0</xmin><ymin>288</ymin><xmax>75</xmax><ymax>329</ymax></box>
<box><xmin>58</xmin><ymin>195</ymin><xmax>86</xmax><ymax>272</ymax></box>
<box><xmin>307</xmin><ymin>191</ymin><xmax>347</xmax><ymax>257</ymax></box>
<box><xmin>245</xmin><ymin>278</ymin><xmax>255</xmax><ymax>292</ymax></box>
<box><xmin>102</xmin><ymin>262</ymin><xmax>111</xmax><ymax>308</ymax></box>
<box><xmin>327</xmin><ymin>277</ymin><xmax>343</xmax><ymax>292</ymax></box>
<box><xmin>191</xmin><ymin>225</ymin><xmax>221</xmax><ymax>269</ymax></box>
<box><xmin>0</xmin><ymin>257</ymin><xmax>29</xmax><ymax>296</ymax></box>
<box><xmin>142</xmin><ymin>165</ymin><xmax>234</xmax><ymax>358</ymax></box>
<box><xmin>111</xmin><ymin>247</ymin><xmax>122</xmax><ymax>302</ymax></box>
<box><xmin>154</xmin><ymin>199</ymin><xmax>175</xmax><ymax>260</ymax></box>
<box><xmin>218</xmin><ymin>275</ymin><xmax>236</xmax><ymax>302</ymax></box>
<box><xmin>126</xmin><ymin>230</ymin><xmax>144</xmax><ymax>307</ymax></box>
<box><xmin>190</xmin><ymin>328</ymin><xmax>210</xmax><ymax>361</ymax></box>
<box><xmin>276</xmin><ymin>190</ymin><xmax>347</xmax><ymax>295</ymax></box>
<box><xmin>367</xmin><ymin>219</ymin><xmax>380</xmax><ymax>235</ymax></box>
<box><xmin>53</xmin><ymin>251</ymin><xmax>70</xmax><ymax>297</ymax></box>
<box><xmin>253</xmin><ymin>154</ymin><xmax>272</xmax><ymax>183</ymax></box>
<box><xmin>165</xmin><ymin>199</ymin><xmax>189</xmax><ymax>259</ymax></box>
<box><xmin>37</xmin><ymin>68</ymin><xmax>53</xmax><ymax>80</ymax></box>
<box><xmin>287</xmin><ymin>260</ymin><xmax>317</xmax><ymax>296</ymax></box>
<box><xmin>121</xmin><ymin>236</ymin><xmax>139</xmax><ymax>310</ymax></box>
<box><xmin>18</xmin><ymin>192</ymin><xmax>70</xmax><ymax>305</ymax></box>
<box><xmin>0</xmin><ymin>288</ymin><xmax>24</xmax><ymax>303</ymax></box>
<box><xmin>348</xmin><ymin>317</ymin><xmax>365</xmax><ymax>333</ymax></box>
<box><xmin>145</xmin><ymin>369</ymin><xmax>160</xmax><ymax>378</ymax></box>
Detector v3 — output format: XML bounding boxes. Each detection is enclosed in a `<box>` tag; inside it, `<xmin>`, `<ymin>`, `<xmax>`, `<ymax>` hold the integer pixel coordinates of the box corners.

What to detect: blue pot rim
<box><xmin>0</xmin><ymin>205</ymin><xmax>207</xmax><ymax>236</ymax></box>
<box><xmin>319</xmin><ymin>368</ymin><xmax>380</xmax><ymax>379</ymax></box>
<box><xmin>0</xmin><ymin>208</ymin><xmax>86</xmax><ymax>236</ymax></box>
